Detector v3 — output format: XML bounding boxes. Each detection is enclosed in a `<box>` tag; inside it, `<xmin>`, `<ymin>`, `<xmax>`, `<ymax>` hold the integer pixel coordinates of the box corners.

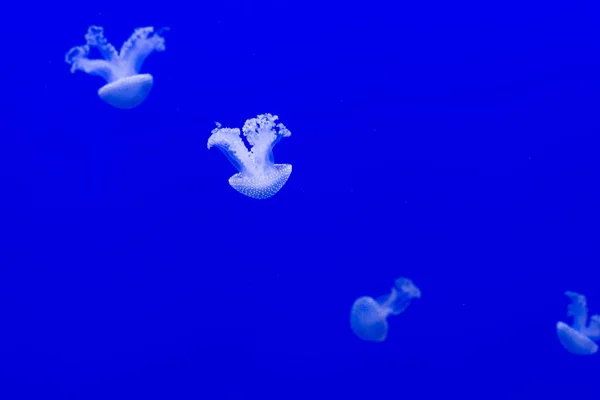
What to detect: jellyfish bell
<box><xmin>350</xmin><ymin>296</ymin><xmax>390</xmax><ymax>342</ymax></box>
<box><xmin>97</xmin><ymin>73</ymin><xmax>154</xmax><ymax>109</ymax></box>
<box><xmin>228</xmin><ymin>164</ymin><xmax>292</xmax><ymax>199</ymax></box>
<box><xmin>556</xmin><ymin>321</ymin><xmax>599</xmax><ymax>355</ymax></box>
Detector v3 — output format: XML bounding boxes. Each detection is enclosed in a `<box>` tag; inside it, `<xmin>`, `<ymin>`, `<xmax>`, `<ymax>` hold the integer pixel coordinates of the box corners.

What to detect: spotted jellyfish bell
<box><xmin>65</xmin><ymin>25</ymin><xmax>168</xmax><ymax>109</ymax></box>
<box><xmin>556</xmin><ymin>291</ymin><xmax>600</xmax><ymax>355</ymax></box>
<box><xmin>207</xmin><ymin>114</ymin><xmax>292</xmax><ymax>199</ymax></box>
<box><xmin>350</xmin><ymin>277</ymin><xmax>421</xmax><ymax>342</ymax></box>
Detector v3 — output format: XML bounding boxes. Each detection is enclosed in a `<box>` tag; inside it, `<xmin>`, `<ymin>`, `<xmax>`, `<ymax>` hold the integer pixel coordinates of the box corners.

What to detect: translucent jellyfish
<box><xmin>207</xmin><ymin>113</ymin><xmax>292</xmax><ymax>199</ymax></box>
<box><xmin>350</xmin><ymin>277</ymin><xmax>421</xmax><ymax>342</ymax></box>
<box><xmin>65</xmin><ymin>25</ymin><xmax>168</xmax><ymax>109</ymax></box>
<box><xmin>556</xmin><ymin>291</ymin><xmax>600</xmax><ymax>355</ymax></box>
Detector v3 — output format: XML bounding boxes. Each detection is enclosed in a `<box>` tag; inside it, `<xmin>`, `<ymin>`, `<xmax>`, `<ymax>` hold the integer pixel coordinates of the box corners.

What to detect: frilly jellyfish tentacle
<box><xmin>65</xmin><ymin>25</ymin><xmax>168</xmax><ymax>109</ymax></box>
<box><xmin>242</xmin><ymin>114</ymin><xmax>291</xmax><ymax>172</ymax></box>
<box><xmin>583</xmin><ymin>315</ymin><xmax>600</xmax><ymax>340</ymax></box>
<box><xmin>207</xmin><ymin>124</ymin><xmax>251</xmax><ymax>174</ymax></box>
<box><xmin>65</xmin><ymin>46</ymin><xmax>115</xmax><ymax>82</ymax></box>
<box><xmin>84</xmin><ymin>26</ymin><xmax>118</xmax><ymax>61</ymax></box>
<box><xmin>120</xmin><ymin>26</ymin><xmax>169</xmax><ymax>76</ymax></box>
<box><xmin>65</xmin><ymin>26</ymin><xmax>119</xmax><ymax>82</ymax></box>
<box><xmin>375</xmin><ymin>288</ymin><xmax>396</xmax><ymax>307</ymax></box>
<box><xmin>566</xmin><ymin>291</ymin><xmax>588</xmax><ymax>331</ymax></box>
<box><xmin>208</xmin><ymin>114</ymin><xmax>292</xmax><ymax>199</ymax></box>
<box><xmin>382</xmin><ymin>278</ymin><xmax>422</xmax><ymax>316</ymax></box>
<box><xmin>216</xmin><ymin>146</ymin><xmax>244</xmax><ymax>173</ymax></box>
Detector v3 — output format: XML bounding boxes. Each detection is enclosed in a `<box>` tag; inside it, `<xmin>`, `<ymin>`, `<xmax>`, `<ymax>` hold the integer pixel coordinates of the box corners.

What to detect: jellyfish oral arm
<box><xmin>65</xmin><ymin>49</ymin><xmax>116</xmax><ymax>82</ymax></box>
<box><xmin>388</xmin><ymin>289</ymin><xmax>414</xmax><ymax>316</ymax></box>
<box><xmin>566</xmin><ymin>291</ymin><xmax>589</xmax><ymax>331</ymax></box>
<box><xmin>208</xmin><ymin>115</ymin><xmax>291</xmax><ymax>177</ymax></box>
<box><xmin>583</xmin><ymin>315</ymin><xmax>600</xmax><ymax>340</ymax></box>
<box><xmin>243</xmin><ymin>114</ymin><xmax>291</xmax><ymax>171</ymax></box>
<box><xmin>84</xmin><ymin>25</ymin><xmax>118</xmax><ymax>60</ymax></box>
<box><xmin>375</xmin><ymin>288</ymin><xmax>398</xmax><ymax>313</ymax></box>
<box><xmin>207</xmin><ymin>125</ymin><xmax>253</xmax><ymax>174</ymax></box>
<box><xmin>119</xmin><ymin>27</ymin><xmax>169</xmax><ymax>76</ymax></box>
<box><xmin>65</xmin><ymin>26</ymin><xmax>121</xmax><ymax>83</ymax></box>
<box><xmin>65</xmin><ymin>26</ymin><xmax>168</xmax><ymax>84</ymax></box>
<box><xmin>375</xmin><ymin>287</ymin><xmax>414</xmax><ymax>316</ymax></box>
<box><xmin>385</xmin><ymin>278</ymin><xmax>422</xmax><ymax>316</ymax></box>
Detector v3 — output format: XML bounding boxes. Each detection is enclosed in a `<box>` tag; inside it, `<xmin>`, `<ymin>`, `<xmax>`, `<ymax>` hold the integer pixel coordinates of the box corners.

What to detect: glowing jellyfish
<box><xmin>350</xmin><ymin>277</ymin><xmax>421</xmax><ymax>342</ymax></box>
<box><xmin>65</xmin><ymin>25</ymin><xmax>168</xmax><ymax>109</ymax></box>
<box><xmin>556</xmin><ymin>291</ymin><xmax>600</xmax><ymax>355</ymax></box>
<box><xmin>207</xmin><ymin>113</ymin><xmax>292</xmax><ymax>199</ymax></box>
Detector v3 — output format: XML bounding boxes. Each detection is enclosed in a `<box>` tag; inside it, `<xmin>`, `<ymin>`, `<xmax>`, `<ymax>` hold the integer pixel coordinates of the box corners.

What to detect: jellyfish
<box><xmin>556</xmin><ymin>291</ymin><xmax>600</xmax><ymax>355</ymax></box>
<box><xmin>207</xmin><ymin>113</ymin><xmax>292</xmax><ymax>199</ymax></box>
<box><xmin>65</xmin><ymin>25</ymin><xmax>168</xmax><ymax>109</ymax></box>
<box><xmin>350</xmin><ymin>277</ymin><xmax>421</xmax><ymax>342</ymax></box>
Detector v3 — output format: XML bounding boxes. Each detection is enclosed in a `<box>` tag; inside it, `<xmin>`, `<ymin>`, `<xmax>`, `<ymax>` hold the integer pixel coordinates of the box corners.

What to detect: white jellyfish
<box><xmin>350</xmin><ymin>277</ymin><xmax>421</xmax><ymax>342</ymax></box>
<box><xmin>556</xmin><ymin>291</ymin><xmax>600</xmax><ymax>355</ymax></box>
<box><xmin>65</xmin><ymin>25</ymin><xmax>168</xmax><ymax>109</ymax></box>
<box><xmin>207</xmin><ymin>113</ymin><xmax>292</xmax><ymax>199</ymax></box>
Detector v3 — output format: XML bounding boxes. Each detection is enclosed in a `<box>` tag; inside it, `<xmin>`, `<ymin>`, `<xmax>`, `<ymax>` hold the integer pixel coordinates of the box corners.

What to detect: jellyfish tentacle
<box><xmin>583</xmin><ymin>314</ymin><xmax>600</xmax><ymax>340</ymax></box>
<box><xmin>395</xmin><ymin>277</ymin><xmax>422</xmax><ymax>298</ymax></box>
<box><xmin>388</xmin><ymin>278</ymin><xmax>421</xmax><ymax>315</ymax></box>
<box><xmin>375</xmin><ymin>287</ymin><xmax>398</xmax><ymax>314</ymax></box>
<box><xmin>84</xmin><ymin>26</ymin><xmax>118</xmax><ymax>61</ymax></box>
<box><xmin>207</xmin><ymin>123</ymin><xmax>253</xmax><ymax>174</ymax></box>
<box><xmin>65</xmin><ymin>45</ymin><xmax>115</xmax><ymax>82</ymax></box>
<box><xmin>566</xmin><ymin>291</ymin><xmax>588</xmax><ymax>331</ymax></box>
<box><xmin>119</xmin><ymin>26</ymin><xmax>169</xmax><ymax>75</ymax></box>
<box><xmin>65</xmin><ymin>25</ymin><xmax>168</xmax><ymax>84</ymax></box>
<box><xmin>65</xmin><ymin>26</ymin><xmax>118</xmax><ymax>82</ymax></box>
<box><xmin>243</xmin><ymin>114</ymin><xmax>291</xmax><ymax>171</ymax></box>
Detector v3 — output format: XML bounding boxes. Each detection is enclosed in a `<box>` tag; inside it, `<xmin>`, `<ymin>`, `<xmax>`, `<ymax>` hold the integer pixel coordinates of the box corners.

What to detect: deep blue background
<box><xmin>0</xmin><ymin>1</ymin><xmax>599</xmax><ymax>398</ymax></box>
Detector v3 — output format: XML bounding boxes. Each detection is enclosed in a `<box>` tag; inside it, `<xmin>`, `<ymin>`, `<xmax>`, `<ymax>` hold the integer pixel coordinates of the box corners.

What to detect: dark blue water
<box><xmin>1</xmin><ymin>1</ymin><xmax>599</xmax><ymax>398</ymax></box>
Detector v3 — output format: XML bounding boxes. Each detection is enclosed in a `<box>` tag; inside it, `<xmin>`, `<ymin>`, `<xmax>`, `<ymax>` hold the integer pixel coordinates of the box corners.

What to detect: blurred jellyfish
<box><xmin>350</xmin><ymin>277</ymin><xmax>421</xmax><ymax>342</ymax></box>
<box><xmin>65</xmin><ymin>25</ymin><xmax>168</xmax><ymax>109</ymax></box>
<box><xmin>207</xmin><ymin>113</ymin><xmax>292</xmax><ymax>199</ymax></box>
<box><xmin>556</xmin><ymin>291</ymin><xmax>600</xmax><ymax>355</ymax></box>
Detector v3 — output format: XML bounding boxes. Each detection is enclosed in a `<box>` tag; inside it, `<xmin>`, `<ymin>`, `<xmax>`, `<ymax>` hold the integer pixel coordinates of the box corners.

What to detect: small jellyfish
<box><xmin>65</xmin><ymin>25</ymin><xmax>168</xmax><ymax>109</ymax></box>
<box><xmin>207</xmin><ymin>113</ymin><xmax>292</xmax><ymax>199</ymax></box>
<box><xmin>556</xmin><ymin>291</ymin><xmax>600</xmax><ymax>355</ymax></box>
<box><xmin>350</xmin><ymin>277</ymin><xmax>421</xmax><ymax>342</ymax></box>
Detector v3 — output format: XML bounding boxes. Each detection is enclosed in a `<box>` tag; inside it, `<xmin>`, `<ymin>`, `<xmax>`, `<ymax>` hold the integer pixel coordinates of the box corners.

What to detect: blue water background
<box><xmin>0</xmin><ymin>1</ymin><xmax>599</xmax><ymax>398</ymax></box>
